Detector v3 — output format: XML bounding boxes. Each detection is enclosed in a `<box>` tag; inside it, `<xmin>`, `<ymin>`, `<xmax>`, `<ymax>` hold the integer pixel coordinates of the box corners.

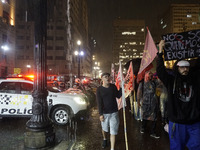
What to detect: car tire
<box><xmin>51</xmin><ymin>106</ymin><xmax>71</xmax><ymax>125</ymax></box>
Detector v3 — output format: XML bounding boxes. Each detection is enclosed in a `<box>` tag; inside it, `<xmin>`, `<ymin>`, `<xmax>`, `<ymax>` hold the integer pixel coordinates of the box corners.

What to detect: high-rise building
<box><xmin>47</xmin><ymin>0</ymin><xmax>91</xmax><ymax>78</ymax></box>
<box><xmin>15</xmin><ymin>21</ymin><xmax>34</xmax><ymax>75</ymax></box>
<box><xmin>159</xmin><ymin>4</ymin><xmax>200</xmax><ymax>35</ymax></box>
<box><xmin>15</xmin><ymin>0</ymin><xmax>92</xmax><ymax>80</ymax></box>
<box><xmin>0</xmin><ymin>0</ymin><xmax>15</xmax><ymax>76</ymax></box>
<box><xmin>112</xmin><ymin>19</ymin><xmax>145</xmax><ymax>67</ymax></box>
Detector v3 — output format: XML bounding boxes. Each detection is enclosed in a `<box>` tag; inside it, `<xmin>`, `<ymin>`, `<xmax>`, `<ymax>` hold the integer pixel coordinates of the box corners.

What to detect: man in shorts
<box><xmin>96</xmin><ymin>72</ymin><xmax>122</xmax><ymax>150</ymax></box>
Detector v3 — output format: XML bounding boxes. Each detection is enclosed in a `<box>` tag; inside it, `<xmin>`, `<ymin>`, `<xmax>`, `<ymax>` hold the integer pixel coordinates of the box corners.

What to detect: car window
<box><xmin>20</xmin><ymin>83</ymin><xmax>33</xmax><ymax>95</ymax></box>
<box><xmin>0</xmin><ymin>82</ymin><xmax>16</xmax><ymax>94</ymax></box>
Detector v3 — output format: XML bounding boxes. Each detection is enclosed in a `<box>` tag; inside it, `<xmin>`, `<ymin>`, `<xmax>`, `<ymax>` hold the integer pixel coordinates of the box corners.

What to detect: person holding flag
<box><xmin>136</xmin><ymin>27</ymin><xmax>160</xmax><ymax>138</ymax></box>
<box><xmin>96</xmin><ymin>72</ymin><xmax>122</xmax><ymax>150</ymax></box>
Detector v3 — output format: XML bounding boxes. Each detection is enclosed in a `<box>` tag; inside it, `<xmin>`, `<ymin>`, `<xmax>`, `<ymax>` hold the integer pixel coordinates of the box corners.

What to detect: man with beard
<box><xmin>157</xmin><ymin>40</ymin><xmax>200</xmax><ymax>150</ymax></box>
<box><xmin>96</xmin><ymin>72</ymin><xmax>122</xmax><ymax>150</ymax></box>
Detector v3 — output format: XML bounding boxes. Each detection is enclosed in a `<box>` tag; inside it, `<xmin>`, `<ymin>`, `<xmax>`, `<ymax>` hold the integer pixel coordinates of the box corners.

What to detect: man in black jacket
<box><xmin>96</xmin><ymin>72</ymin><xmax>122</xmax><ymax>150</ymax></box>
<box><xmin>157</xmin><ymin>40</ymin><xmax>200</xmax><ymax>150</ymax></box>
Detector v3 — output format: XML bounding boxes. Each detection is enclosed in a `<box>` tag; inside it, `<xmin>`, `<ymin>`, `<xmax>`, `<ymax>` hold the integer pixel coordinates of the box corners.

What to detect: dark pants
<box><xmin>141</xmin><ymin>119</ymin><xmax>156</xmax><ymax>134</ymax></box>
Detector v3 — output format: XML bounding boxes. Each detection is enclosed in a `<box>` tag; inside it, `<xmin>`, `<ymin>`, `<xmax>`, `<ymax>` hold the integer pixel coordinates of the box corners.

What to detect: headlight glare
<box><xmin>74</xmin><ymin>97</ymin><xmax>86</xmax><ymax>104</ymax></box>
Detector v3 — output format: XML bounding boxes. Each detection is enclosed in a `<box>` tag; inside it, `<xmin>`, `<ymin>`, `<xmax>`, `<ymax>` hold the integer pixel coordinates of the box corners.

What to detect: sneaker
<box><xmin>102</xmin><ymin>140</ymin><xmax>107</xmax><ymax>148</ymax></box>
<box><xmin>140</xmin><ymin>128</ymin><xmax>144</xmax><ymax>134</ymax></box>
<box><xmin>150</xmin><ymin>133</ymin><xmax>160</xmax><ymax>139</ymax></box>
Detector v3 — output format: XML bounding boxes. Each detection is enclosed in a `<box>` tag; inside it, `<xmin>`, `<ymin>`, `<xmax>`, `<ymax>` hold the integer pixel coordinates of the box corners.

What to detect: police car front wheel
<box><xmin>51</xmin><ymin>106</ymin><xmax>70</xmax><ymax>125</ymax></box>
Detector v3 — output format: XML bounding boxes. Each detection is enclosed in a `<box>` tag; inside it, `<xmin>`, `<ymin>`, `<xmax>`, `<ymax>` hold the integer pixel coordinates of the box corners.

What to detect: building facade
<box><xmin>0</xmin><ymin>0</ymin><xmax>15</xmax><ymax>76</ymax></box>
<box><xmin>159</xmin><ymin>4</ymin><xmax>200</xmax><ymax>35</ymax></box>
<box><xmin>14</xmin><ymin>0</ymin><xmax>92</xmax><ymax>80</ymax></box>
<box><xmin>15</xmin><ymin>21</ymin><xmax>34</xmax><ymax>75</ymax></box>
<box><xmin>112</xmin><ymin>19</ymin><xmax>145</xmax><ymax>68</ymax></box>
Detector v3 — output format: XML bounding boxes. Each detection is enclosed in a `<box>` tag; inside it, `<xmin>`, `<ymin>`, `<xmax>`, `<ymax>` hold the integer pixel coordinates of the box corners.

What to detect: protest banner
<box><xmin>162</xmin><ymin>29</ymin><xmax>200</xmax><ymax>60</ymax></box>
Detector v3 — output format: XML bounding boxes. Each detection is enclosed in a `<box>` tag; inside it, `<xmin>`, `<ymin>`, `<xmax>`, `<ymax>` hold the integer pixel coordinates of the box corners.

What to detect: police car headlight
<box><xmin>74</xmin><ymin>97</ymin><xmax>86</xmax><ymax>104</ymax></box>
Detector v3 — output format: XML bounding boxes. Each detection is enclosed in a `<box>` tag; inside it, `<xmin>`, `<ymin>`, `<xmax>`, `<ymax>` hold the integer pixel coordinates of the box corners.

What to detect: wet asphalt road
<box><xmin>73</xmin><ymin>107</ymin><xmax>170</xmax><ymax>150</ymax></box>
<box><xmin>0</xmin><ymin>106</ymin><xmax>170</xmax><ymax>150</ymax></box>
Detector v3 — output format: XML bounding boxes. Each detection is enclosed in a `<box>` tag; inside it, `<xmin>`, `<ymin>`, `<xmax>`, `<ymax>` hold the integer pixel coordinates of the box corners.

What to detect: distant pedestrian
<box><xmin>157</xmin><ymin>40</ymin><xmax>200</xmax><ymax>150</ymax></box>
<box><xmin>96</xmin><ymin>72</ymin><xmax>122</xmax><ymax>150</ymax></box>
<box><xmin>137</xmin><ymin>70</ymin><xmax>160</xmax><ymax>139</ymax></box>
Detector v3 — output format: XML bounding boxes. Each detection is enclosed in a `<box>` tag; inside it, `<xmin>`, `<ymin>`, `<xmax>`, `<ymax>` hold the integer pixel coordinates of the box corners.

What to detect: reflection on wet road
<box><xmin>73</xmin><ymin>107</ymin><xmax>170</xmax><ymax>150</ymax></box>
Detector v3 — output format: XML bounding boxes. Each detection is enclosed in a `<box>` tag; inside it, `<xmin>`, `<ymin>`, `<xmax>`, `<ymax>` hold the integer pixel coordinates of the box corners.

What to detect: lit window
<box><xmin>192</xmin><ymin>22</ymin><xmax>197</xmax><ymax>25</ymax></box>
<box><xmin>122</xmin><ymin>32</ymin><xmax>136</xmax><ymax>35</ymax></box>
<box><xmin>129</xmin><ymin>42</ymin><xmax>137</xmax><ymax>45</ymax></box>
<box><xmin>161</xmin><ymin>19</ymin><xmax>163</xmax><ymax>24</ymax></box>
<box><xmin>141</xmin><ymin>28</ymin><xmax>144</xmax><ymax>32</ymax></box>
<box><xmin>187</xmin><ymin>14</ymin><xmax>192</xmax><ymax>18</ymax></box>
<box><xmin>163</xmin><ymin>24</ymin><xmax>167</xmax><ymax>29</ymax></box>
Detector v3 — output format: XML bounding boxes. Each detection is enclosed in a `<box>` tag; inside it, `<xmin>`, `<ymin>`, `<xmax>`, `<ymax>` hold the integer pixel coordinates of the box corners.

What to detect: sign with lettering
<box><xmin>162</xmin><ymin>29</ymin><xmax>200</xmax><ymax>60</ymax></box>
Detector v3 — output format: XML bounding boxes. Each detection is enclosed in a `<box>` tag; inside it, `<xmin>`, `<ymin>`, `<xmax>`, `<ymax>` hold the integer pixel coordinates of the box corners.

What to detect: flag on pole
<box><xmin>124</xmin><ymin>62</ymin><xmax>134</xmax><ymax>98</ymax></box>
<box><xmin>111</xmin><ymin>63</ymin><xmax>115</xmax><ymax>83</ymax></box>
<box><xmin>137</xmin><ymin>27</ymin><xmax>157</xmax><ymax>83</ymax></box>
<box><xmin>119</xmin><ymin>61</ymin><xmax>129</xmax><ymax>150</ymax></box>
<box><xmin>115</xmin><ymin>63</ymin><xmax>122</xmax><ymax>90</ymax></box>
<box><xmin>115</xmin><ymin>62</ymin><xmax>125</xmax><ymax>110</ymax></box>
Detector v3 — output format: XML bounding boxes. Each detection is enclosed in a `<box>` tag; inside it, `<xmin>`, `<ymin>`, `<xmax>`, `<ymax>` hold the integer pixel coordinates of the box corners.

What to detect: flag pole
<box><xmin>120</xmin><ymin>61</ymin><xmax>129</xmax><ymax>150</ymax></box>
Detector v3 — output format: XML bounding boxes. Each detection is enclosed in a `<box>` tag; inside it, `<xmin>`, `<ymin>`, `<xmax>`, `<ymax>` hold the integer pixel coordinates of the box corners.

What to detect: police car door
<box><xmin>19</xmin><ymin>82</ymin><xmax>33</xmax><ymax>116</ymax></box>
<box><xmin>0</xmin><ymin>81</ymin><xmax>19</xmax><ymax>116</ymax></box>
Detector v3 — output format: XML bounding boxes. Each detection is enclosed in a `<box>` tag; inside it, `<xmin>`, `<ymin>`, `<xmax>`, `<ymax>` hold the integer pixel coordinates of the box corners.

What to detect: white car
<box><xmin>0</xmin><ymin>78</ymin><xmax>89</xmax><ymax>125</ymax></box>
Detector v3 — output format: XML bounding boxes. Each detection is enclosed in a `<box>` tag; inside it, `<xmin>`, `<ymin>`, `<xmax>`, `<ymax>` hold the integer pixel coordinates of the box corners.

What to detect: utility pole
<box><xmin>24</xmin><ymin>0</ymin><xmax>55</xmax><ymax>149</ymax></box>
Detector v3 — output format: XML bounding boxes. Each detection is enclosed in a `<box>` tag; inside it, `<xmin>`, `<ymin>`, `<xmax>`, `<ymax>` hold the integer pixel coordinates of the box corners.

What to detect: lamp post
<box><xmin>77</xmin><ymin>40</ymin><xmax>81</xmax><ymax>78</ymax></box>
<box><xmin>93</xmin><ymin>66</ymin><xmax>100</xmax><ymax>82</ymax></box>
<box><xmin>1</xmin><ymin>44</ymin><xmax>9</xmax><ymax>76</ymax></box>
<box><xmin>74</xmin><ymin>40</ymin><xmax>84</xmax><ymax>79</ymax></box>
<box><xmin>24</xmin><ymin>0</ymin><xmax>55</xmax><ymax>149</ymax></box>
<box><xmin>26</xmin><ymin>65</ymin><xmax>31</xmax><ymax>74</ymax></box>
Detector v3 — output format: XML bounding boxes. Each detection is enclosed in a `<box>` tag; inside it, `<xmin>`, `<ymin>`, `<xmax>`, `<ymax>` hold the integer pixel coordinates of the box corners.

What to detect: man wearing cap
<box><xmin>96</xmin><ymin>72</ymin><xmax>122</xmax><ymax>150</ymax></box>
<box><xmin>157</xmin><ymin>40</ymin><xmax>200</xmax><ymax>150</ymax></box>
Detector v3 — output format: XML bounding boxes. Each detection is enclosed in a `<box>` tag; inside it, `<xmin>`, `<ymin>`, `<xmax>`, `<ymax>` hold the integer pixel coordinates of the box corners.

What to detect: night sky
<box><xmin>88</xmin><ymin>0</ymin><xmax>200</xmax><ymax>72</ymax></box>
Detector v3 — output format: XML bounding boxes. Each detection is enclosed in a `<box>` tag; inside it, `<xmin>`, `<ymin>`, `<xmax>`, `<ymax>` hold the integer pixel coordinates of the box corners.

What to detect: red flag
<box><xmin>115</xmin><ymin>63</ymin><xmax>122</xmax><ymax>90</ymax></box>
<box><xmin>124</xmin><ymin>62</ymin><xmax>134</xmax><ymax>98</ymax></box>
<box><xmin>115</xmin><ymin>61</ymin><xmax>126</xmax><ymax>110</ymax></box>
<box><xmin>137</xmin><ymin>28</ymin><xmax>157</xmax><ymax>83</ymax></box>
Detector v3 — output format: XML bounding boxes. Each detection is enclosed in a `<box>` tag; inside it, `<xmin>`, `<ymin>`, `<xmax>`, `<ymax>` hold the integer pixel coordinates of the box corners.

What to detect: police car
<box><xmin>0</xmin><ymin>77</ymin><xmax>88</xmax><ymax>125</ymax></box>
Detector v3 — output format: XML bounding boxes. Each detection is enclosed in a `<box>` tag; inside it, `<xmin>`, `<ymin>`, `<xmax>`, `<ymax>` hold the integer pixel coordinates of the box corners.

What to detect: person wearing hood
<box><xmin>157</xmin><ymin>40</ymin><xmax>200</xmax><ymax>150</ymax></box>
<box><xmin>137</xmin><ymin>70</ymin><xmax>160</xmax><ymax>139</ymax></box>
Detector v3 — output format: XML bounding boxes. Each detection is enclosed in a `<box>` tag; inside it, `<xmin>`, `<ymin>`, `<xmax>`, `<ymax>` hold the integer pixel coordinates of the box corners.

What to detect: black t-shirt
<box><xmin>96</xmin><ymin>84</ymin><xmax>122</xmax><ymax>115</ymax></box>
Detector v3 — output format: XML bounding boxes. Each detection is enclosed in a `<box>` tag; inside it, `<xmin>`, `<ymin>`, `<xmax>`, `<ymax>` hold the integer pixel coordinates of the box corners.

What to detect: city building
<box><xmin>159</xmin><ymin>3</ymin><xmax>200</xmax><ymax>68</ymax></box>
<box><xmin>0</xmin><ymin>0</ymin><xmax>15</xmax><ymax>76</ymax></box>
<box><xmin>14</xmin><ymin>0</ymin><xmax>92</xmax><ymax>81</ymax></box>
<box><xmin>15</xmin><ymin>21</ymin><xmax>34</xmax><ymax>75</ymax></box>
<box><xmin>159</xmin><ymin>3</ymin><xmax>200</xmax><ymax>35</ymax></box>
<box><xmin>112</xmin><ymin>19</ymin><xmax>145</xmax><ymax>68</ymax></box>
<box><xmin>65</xmin><ymin>0</ymin><xmax>92</xmax><ymax>78</ymax></box>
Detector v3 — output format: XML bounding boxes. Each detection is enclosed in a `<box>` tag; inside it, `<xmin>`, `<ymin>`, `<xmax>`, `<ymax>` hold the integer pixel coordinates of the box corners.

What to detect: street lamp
<box><xmin>1</xmin><ymin>45</ymin><xmax>9</xmax><ymax>51</ymax></box>
<box><xmin>93</xmin><ymin>66</ymin><xmax>100</xmax><ymax>81</ymax></box>
<box><xmin>26</xmin><ymin>65</ymin><xmax>31</xmax><ymax>74</ymax></box>
<box><xmin>0</xmin><ymin>44</ymin><xmax>9</xmax><ymax>76</ymax></box>
<box><xmin>75</xmin><ymin>40</ymin><xmax>83</xmax><ymax>79</ymax></box>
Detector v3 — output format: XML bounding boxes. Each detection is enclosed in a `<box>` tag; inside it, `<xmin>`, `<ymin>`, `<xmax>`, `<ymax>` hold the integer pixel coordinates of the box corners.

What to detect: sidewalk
<box><xmin>0</xmin><ymin>117</ymin><xmax>76</xmax><ymax>150</ymax></box>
